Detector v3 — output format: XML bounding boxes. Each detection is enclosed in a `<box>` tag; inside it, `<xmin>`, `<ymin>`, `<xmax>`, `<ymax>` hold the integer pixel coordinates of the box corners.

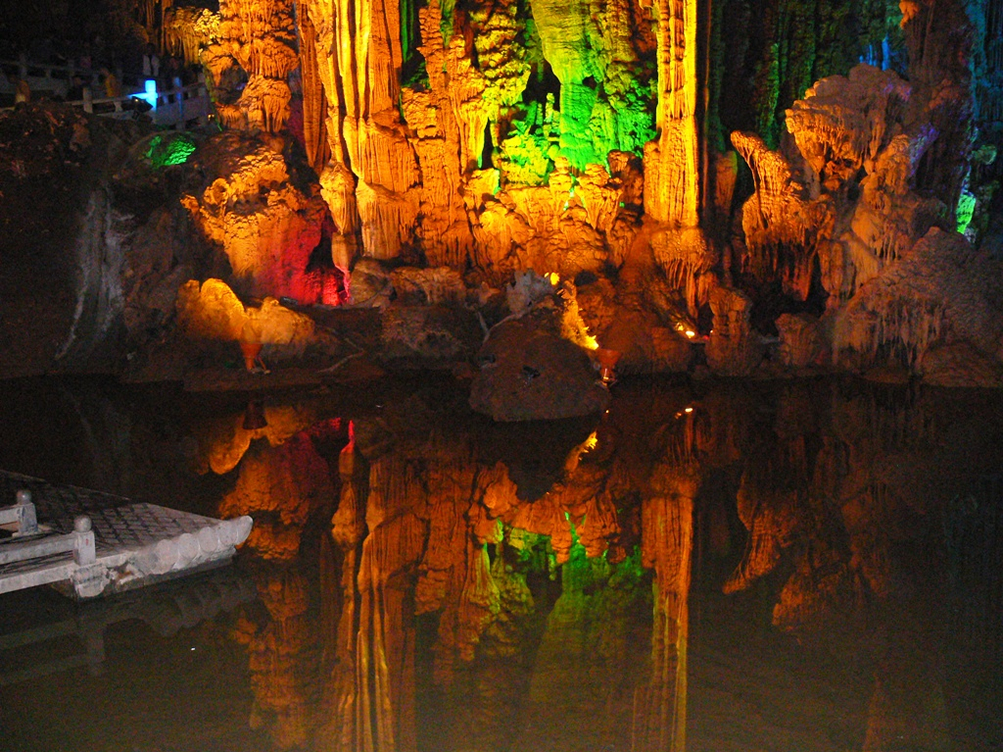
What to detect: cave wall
<box><xmin>5</xmin><ymin>0</ymin><xmax>1002</xmax><ymax>382</ymax></box>
<box><xmin>169</xmin><ymin>0</ymin><xmax>999</xmax><ymax>381</ymax></box>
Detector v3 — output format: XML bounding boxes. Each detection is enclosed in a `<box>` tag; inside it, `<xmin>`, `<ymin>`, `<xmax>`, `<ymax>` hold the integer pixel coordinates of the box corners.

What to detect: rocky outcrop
<box><xmin>3</xmin><ymin>0</ymin><xmax>1000</xmax><ymax>389</ymax></box>
<box><xmin>729</xmin><ymin>62</ymin><xmax>1003</xmax><ymax>383</ymax></box>
<box><xmin>833</xmin><ymin>227</ymin><xmax>1003</xmax><ymax>383</ymax></box>
<box><xmin>469</xmin><ymin>313</ymin><xmax>609</xmax><ymax>421</ymax></box>
<box><xmin>177</xmin><ymin>278</ymin><xmax>317</xmax><ymax>355</ymax></box>
<box><xmin>0</xmin><ymin>103</ymin><xmax>210</xmax><ymax>379</ymax></box>
<box><xmin>180</xmin><ymin>131</ymin><xmax>331</xmax><ymax>303</ymax></box>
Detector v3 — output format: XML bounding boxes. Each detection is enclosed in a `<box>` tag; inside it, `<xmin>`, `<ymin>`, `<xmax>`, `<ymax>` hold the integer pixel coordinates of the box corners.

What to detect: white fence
<box><xmin>73</xmin><ymin>82</ymin><xmax>213</xmax><ymax>130</ymax></box>
<box><xmin>1</xmin><ymin>56</ymin><xmax>213</xmax><ymax>130</ymax></box>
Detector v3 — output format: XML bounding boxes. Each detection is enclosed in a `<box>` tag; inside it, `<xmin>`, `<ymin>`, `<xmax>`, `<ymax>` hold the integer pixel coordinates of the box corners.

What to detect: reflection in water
<box><xmin>1</xmin><ymin>377</ymin><xmax>1002</xmax><ymax>751</ymax></box>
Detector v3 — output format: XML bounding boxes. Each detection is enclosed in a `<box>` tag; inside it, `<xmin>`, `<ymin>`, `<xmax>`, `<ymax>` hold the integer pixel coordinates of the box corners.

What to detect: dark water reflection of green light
<box><xmin>0</xmin><ymin>374</ymin><xmax>1001</xmax><ymax>752</ymax></box>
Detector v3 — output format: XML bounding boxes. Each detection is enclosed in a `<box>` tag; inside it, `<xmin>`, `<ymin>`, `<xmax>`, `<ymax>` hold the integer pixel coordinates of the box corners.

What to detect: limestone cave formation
<box><xmin>0</xmin><ymin>0</ymin><xmax>1001</xmax><ymax>392</ymax></box>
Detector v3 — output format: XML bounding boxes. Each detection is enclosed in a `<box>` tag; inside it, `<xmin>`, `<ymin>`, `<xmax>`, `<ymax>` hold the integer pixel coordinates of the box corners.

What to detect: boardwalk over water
<box><xmin>0</xmin><ymin>471</ymin><xmax>251</xmax><ymax>600</ymax></box>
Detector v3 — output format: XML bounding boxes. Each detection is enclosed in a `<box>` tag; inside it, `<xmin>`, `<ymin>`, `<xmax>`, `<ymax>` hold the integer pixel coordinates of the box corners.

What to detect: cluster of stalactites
<box><xmin>163</xmin><ymin>7</ymin><xmax>218</xmax><ymax>65</ymax></box>
<box><xmin>207</xmin><ymin>0</ymin><xmax>298</xmax><ymax>132</ymax></box>
<box><xmin>730</xmin><ymin>131</ymin><xmax>835</xmax><ymax>301</ymax></box>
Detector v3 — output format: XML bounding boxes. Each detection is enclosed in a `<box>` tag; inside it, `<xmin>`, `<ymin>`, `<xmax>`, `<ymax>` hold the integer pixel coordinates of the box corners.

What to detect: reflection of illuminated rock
<box><xmin>195</xmin><ymin>378</ymin><xmax>1003</xmax><ymax>750</ymax></box>
<box><xmin>220</xmin><ymin>419</ymin><xmax>350</xmax><ymax>750</ymax></box>
<box><xmin>233</xmin><ymin>569</ymin><xmax>314</xmax><ymax>749</ymax></box>
<box><xmin>193</xmin><ymin>403</ymin><xmax>318</xmax><ymax>476</ymax></box>
<box><xmin>218</xmin><ymin>433</ymin><xmax>334</xmax><ymax>561</ymax></box>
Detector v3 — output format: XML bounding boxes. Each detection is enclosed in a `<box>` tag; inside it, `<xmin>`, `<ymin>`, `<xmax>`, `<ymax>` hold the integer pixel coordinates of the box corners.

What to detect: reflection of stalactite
<box><xmin>862</xmin><ymin>671</ymin><xmax>950</xmax><ymax>752</ymax></box>
<box><xmin>321</xmin><ymin>440</ymin><xmax>366</xmax><ymax>752</ymax></box>
<box><xmin>635</xmin><ymin>466</ymin><xmax>695</xmax><ymax>752</ymax></box>
<box><xmin>416</xmin><ymin>440</ymin><xmax>499</xmax><ymax>679</ymax></box>
<box><xmin>220</xmin><ymin>424</ymin><xmax>346</xmax><ymax>749</ymax></box>
<box><xmin>237</xmin><ymin>568</ymin><xmax>314</xmax><ymax>749</ymax></box>
<box><xmin>217</xmin><ymin>432</ymin><xmax>334</xmax><ymax>562</ymax></box>
<box><xmin>723</xmin><ymin>451</ymin><xmax>802</xmax><ymax>594</ymax></box>
<box><xmin>321</xmin><ymin>435</ymin><xmax>427</xmax><ymax>752</ymax></box>
<box><xmin>196</xmin><ymin>404</ymin><xmax>317</xmax><ymax>476</ymax></box>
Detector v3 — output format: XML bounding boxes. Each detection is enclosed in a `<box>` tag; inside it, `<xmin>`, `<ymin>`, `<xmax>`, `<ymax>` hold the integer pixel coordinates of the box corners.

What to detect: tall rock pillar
<box><xmin>643</xmin><ymin>0</ymin><xmax>700</xmax><ymax>227</ymax></box>
<box><xmin>301</xmin><ymin>0</ymin><xmax>421</xmax><ymax>261</ymax></box>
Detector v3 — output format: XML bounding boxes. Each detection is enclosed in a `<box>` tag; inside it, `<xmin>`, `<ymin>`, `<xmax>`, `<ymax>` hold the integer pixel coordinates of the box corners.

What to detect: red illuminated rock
<box><xmin>180</xmin><ymin>132</ymin><xmax>330</xmax><ymax>303</ymax></box>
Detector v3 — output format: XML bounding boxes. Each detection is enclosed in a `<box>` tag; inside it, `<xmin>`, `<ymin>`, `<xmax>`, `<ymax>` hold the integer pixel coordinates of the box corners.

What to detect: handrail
<box><xmin>0</xmin><ymin>490</ymin><xmax>38</xmax><ymax>536</ymax></box>
<box><xmin>0</xmin><ymin>514</ymin><xmax>95</xmax><ymax>567</ymax></box>
<box><xmin>1</xmin><ymin>81</ymin><xmax>213</xmax><ymax>130</ymax></box>
<box><xmin>0</xmin><ymin>56</ymin><xmax>94</xmax><ymax>82</ymax></box>
<box><xmin>1</xmin><ymin>56</ymin><xmax>154</xmax><ymax>101</ymax></box>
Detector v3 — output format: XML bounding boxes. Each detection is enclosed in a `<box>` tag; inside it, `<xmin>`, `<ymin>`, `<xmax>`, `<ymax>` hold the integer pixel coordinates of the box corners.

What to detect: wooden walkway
<box><xmin>0</xmin><ymin>471</ymin><xmax>251</xmax><ymax>600</ymax></box>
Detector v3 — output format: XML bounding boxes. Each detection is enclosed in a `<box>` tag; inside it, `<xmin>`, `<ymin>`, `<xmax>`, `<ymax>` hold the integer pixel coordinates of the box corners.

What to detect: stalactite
<box><xmin>650</xmin><ymin>227</ymin><xmax>715</xmax><ymax>316</ymax></box>
<box><xmin>397</xmin><ymin>2</ymin><xmax>487</xmax><ymax>268</ymax></box>
<box><xmin>296</xmin><ymin>6</ymin><xmax>331</xmax><ymax>175</ymax></box>
<box><xmin>731</xmin><ymin>130</ymin><xmax>835</xmax><ymax>300</ymax></box>
<box><xmin>643</xmin><ymin>0</ymin><xmax>700</xmax><ymax>226</ymax></box>
<box><xmin>899</xmin><ymin>0</ymin><xmax>975</xmax><ymax>215</ymax></box>
<box><xmin>163</xmin><ymin>7</ymin><xmax>216</xmax><ymax>65</ymax></box>
<box><xmin>299</xmin><ymin>0</ymin><xmax>422</xmax><ymax>263</ymax></box>
<box><xmin>705</xmin><ymin>285</ymin><xmax>764</xmax><ymax>374</ymax></box>
<box><xmin>832</xmin><ymin>221</ymin><xmax>1003</xmax><ymax>376</ymax></box>
<box><xmin>211</xmin><ymin>0</ymin><xmax>299</xmax><ymax>133</ymax></box>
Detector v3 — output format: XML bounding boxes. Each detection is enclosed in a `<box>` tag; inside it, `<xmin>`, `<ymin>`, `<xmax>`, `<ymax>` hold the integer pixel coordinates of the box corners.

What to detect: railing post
<box><xmin>15</xmin><ymin>490</ymin><xmax>37</xmax><ymax>535</ymax></box>
<box><xmin>72</xmin><ymin>516</ymin><xmax>96</xmax><ymax>566</ymax></box>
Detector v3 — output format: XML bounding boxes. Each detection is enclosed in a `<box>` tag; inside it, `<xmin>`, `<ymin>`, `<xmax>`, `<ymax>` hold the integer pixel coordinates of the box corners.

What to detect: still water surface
<box><xmin>0</xmin><ymin>375</ymin><xmax>1001</xmax><ymax>752</ymax></box>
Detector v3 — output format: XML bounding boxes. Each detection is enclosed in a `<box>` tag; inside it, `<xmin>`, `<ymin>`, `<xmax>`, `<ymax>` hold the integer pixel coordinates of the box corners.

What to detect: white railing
<box><xmin>0</xmin><ymin>490</ymin><xmax>38</xmax><ymax>536</ymax></box>
<box><xmin>0</xmin><ymin>506</ymin><xmax>95</xmax><ymax>569</ymax></box>
<box><xmin>69</xmin><ymin>82</ymin><xmax>212</xmax><ymax>130</ymax></box>
<box><xmin>1</xmin><ymin>56</ymin><xmax>212</xmax><ymax>130</ymax></box>
<box><xmin>0</xmin><ymin>56</ymin><xmax>146</xmax><ymax>99</ymax></box>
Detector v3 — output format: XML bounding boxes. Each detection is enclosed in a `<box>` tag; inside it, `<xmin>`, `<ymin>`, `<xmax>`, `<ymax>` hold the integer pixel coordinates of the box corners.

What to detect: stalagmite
<box><xmin>704</xmin><ymin>286</ymin><xmax>763</xmax><ymax>375</ymax></box>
